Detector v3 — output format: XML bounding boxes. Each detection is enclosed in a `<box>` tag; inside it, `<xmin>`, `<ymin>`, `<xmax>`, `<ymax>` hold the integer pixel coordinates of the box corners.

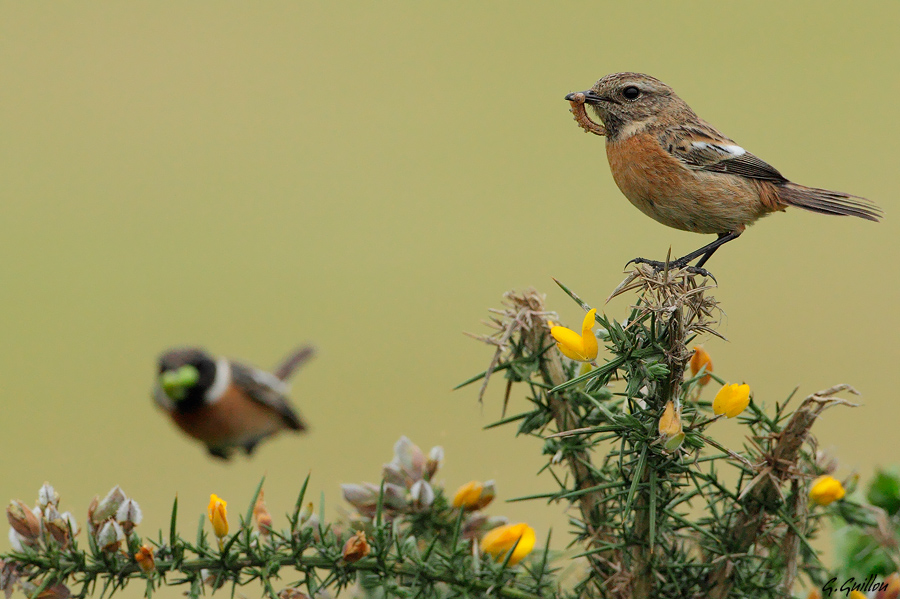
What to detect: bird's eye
<box><xmin>622</xmin><ymin>86</ymin><xmax>641</xmax><ymax>100</ymax></box>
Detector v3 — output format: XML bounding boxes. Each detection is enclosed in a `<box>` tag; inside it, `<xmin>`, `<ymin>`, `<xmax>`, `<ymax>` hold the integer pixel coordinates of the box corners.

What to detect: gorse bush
<box><xmin>3</xmin><ymin>267</ymin><xmax>898</xmax><ymax>599</ymax></box>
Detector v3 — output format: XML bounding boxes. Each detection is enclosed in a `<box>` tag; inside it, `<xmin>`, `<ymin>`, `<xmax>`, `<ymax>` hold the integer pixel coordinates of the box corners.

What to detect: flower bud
<box><xmin>134</xmin><ymin>545</ymin><xmax>155</xmax><ymax>573</ymax></box>
<box><xmin>809</xmin><ymin>475</ymin><xmax>845</xmax><ymax>506</ymax></box>
<box><xmin>452</xmin><ymin>480</ymin><xmax>495</xmax><ymax>511</ymax></box>
<box><xmin>208</xmin><ymin>494</ymin><xmax>228</xmax><ymax>541</ymax></box>
<box><xmin>658</xmin><ymin>400</ymin><xmax>684</xmax><ymax>451</ymax></box>
<box><xmin>297</xmin><ymin>502</ymin><xmax>314</xmax><ymax>527</ymax></box>
<box><xmin>425</xmin><ymin>446</ymin><xmax>444</xmax><ymax>480</ymax></box>
<box><xmin>253</xmin><ymin>491</ymin><xmax>272</xmax><ymax>536</ymax></box>
<box><xmin>45</xmin><ymin>507</ymin><xmax>78</xmax><ymax>548</ymax></box>
<box><xmin>92</xmin><ymin>486</ymin><xmax>127</xmax><ymax>524</ymax></box>
<box><xmin>689</xmin><ymin>346</ymin><xmax>713</xmax><ymax>386</ymax></box>
<box><xmin>116</xmin><ymin>499</ymin><xmax>142</xmax><ymax>534</ymax></box>
<box><xmin>7</xmin><ymin>500</ymin><xmax>41</xmax><ymax>541</ymax></box>
<box><xmin>393</xmin><ymin>436</ymin><xmax>425</xmax><ymax>483</ymax></box>
<box><xmin>95</xmin><ymin>520</ymin><xmax>124</xmax><ymax>553</ymax></box>
<box><xmin>382</xmin><ymin>483</ymin><xmax>409</xmax><ymax>511</ymax></box>
<box><xmin>381</xmin><ymin>462</ymin><xmax>407</xmax><ymax>487</ymax></box>
<box><xmin>341</xmin><ymin>484</ymin><xmax>378</xmax><ymax>509</ymax></box>
<box><xmin>341</xmin><ymin>531</ymin><xmax>370</xmax><ymax>563</ymax></box>
<box><xmin>300</xmin><ymin>513</ymin><xmax>320</xmax><ymax>541</ymax></box>
<box><xmin>38</xmin><ymin>483</ymin><xmax>59</xmax><ymax>510</ymax></box>
<box><xmin>409</xmin><ymin>480</ymin><xmax>434</xmax><ymax>510</ymax></box>
<box><xmin>8</xmin><ymin>528</ymin><xmax>26</xmax><ymax>552</ymax></box>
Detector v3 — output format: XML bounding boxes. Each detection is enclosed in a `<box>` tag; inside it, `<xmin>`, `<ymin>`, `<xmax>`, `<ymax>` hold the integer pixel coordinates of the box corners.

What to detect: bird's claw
<box><xmin>625</xmin><ymin>257</ymin><xmax>716</xmax><ymax>282</ymax></box>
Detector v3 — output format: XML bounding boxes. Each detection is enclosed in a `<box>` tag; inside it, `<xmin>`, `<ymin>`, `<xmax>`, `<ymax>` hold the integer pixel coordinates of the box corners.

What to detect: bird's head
<box><xmin>566</xmin><ymin>73</ymin><xmax>692</xmax><ymax>140</ymax></box>
<box><xmin>157</xmin><ymin>348</ymin><xmax>217</xmax><ymax>410</ymax></box>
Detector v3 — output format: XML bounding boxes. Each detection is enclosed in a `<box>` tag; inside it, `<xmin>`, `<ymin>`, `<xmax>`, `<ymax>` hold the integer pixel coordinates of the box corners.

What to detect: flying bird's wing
<box><xmin>230</xmin><ymin>362</ymin><xmax>307</xmax><ymax>431</ymax></box>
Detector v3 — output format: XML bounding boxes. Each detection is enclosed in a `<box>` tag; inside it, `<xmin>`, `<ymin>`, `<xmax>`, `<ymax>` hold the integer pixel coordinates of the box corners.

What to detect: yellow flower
<box><xmin>712</xmin><ymin>383</ymin><xmax>750</xmax><ymax>418</ymax></box>
<box><xmin>809</xmin><ymin>475</ymin><xmax>845</xmax><ymax>506</ymax></box>
<box><xmin>658</xmin><ymin>400</ymin><xmax>684</xmax><ymax>451</ymax></box>
<box><xmin>452</xmin><ymin>480</ymin><xmax>495</xmax><ymax>511</ymax></box>
<box><xmin>208</xmin><ymin>494</ymin><xmax>229</xmax><ymax>543</ymax></box>
<box><xmin>549</xmin><ymin>309</ymin><xmax>598</xmax><ymax>362</ymax></box>
<box><xmin>689</xmin><ymin>346</ymin><xmax>713</xmax><ymax>386</ymax></box>
<box><xmin>480</xmin><ymin>523</ymin><xmax>536</xmax><ymax>566</ymax></box>
<box><xmin>849</xmin><ymin>592</ymin><xmax>867</xmax><ymax>599</ymax></box>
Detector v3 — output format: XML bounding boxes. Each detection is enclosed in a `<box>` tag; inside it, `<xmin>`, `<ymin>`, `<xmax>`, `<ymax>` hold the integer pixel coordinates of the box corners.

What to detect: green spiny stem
<box><xmin>13</xmin><ymin>554</ymin><xmax>546</xmax><ymax>599</ymax></box>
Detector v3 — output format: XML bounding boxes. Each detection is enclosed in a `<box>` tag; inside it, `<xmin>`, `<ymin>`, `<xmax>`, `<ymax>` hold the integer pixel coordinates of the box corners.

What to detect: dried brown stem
<box><xmin>475</xmin><ymin>289</ymin><xmax>621</xmax><ymax>596</ymax></box>
<box><xmin>706</xmin><ymin>385</ymin><xmax>859</xmax><ymax>599</ymax></box>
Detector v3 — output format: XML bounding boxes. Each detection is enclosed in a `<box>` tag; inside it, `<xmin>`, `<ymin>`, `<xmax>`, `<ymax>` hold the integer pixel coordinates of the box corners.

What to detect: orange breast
<box><xmin>605</xmin><ymin>132</ymin><xmax>772</xmax><ymax>234</ymax></box>
<box><xmin>171</xmin><ymin>384</ymin><xmax>286</xmax><ymax>448</ymax></box>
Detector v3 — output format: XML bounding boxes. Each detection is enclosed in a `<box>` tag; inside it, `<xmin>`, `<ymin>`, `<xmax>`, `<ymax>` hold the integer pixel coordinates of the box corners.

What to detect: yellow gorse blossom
<box><xmin>452</xmin><ymin>480</ymin><xmax>494</xmax><ymax>511</ymax></box>
<box><xmin>549</xmin><ymin>309</ymin><xmax>598</xmax><ymax>362</ymax></box>
<box><xmin>712</xmin><ymin>383</ymin><xmax>750</xmax><ymax>418</ymax></box>
<box><xmin>658</xmin><ymin>400</ymin><xmax>684</xmax><ymax>451</ymax></box>
<box><xmin>689</xmin><ymin>346</ymin><xmax>713</xmax><ymax>386</ymax></box>
<box><xmin>809</xmin><ymin>475</ymin><xmax>845</xmax><ymax>506</ymax></box>
<box><xmin>480</xmin><ymin>522</ymin><xmax>536</xmax><ymax>566</ymax></box>
<box><xmin>208</xmin><ymin>494</ymin><xmax>229</xmax><ymax>543</ymax></box>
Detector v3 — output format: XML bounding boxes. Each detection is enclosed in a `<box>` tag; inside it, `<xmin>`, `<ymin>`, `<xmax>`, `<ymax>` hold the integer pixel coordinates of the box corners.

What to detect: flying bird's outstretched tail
<box><xmin>273</xmin><ymin>345</ymin><xmax>316</xmax><ymax>381</ymax></box>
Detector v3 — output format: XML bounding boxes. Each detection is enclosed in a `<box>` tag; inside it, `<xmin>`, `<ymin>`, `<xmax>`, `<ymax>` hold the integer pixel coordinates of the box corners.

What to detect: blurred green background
<box><xmin>1</xmin><ymin>1</ymin><xmax>897</xmax><ymax>588</ymax></box>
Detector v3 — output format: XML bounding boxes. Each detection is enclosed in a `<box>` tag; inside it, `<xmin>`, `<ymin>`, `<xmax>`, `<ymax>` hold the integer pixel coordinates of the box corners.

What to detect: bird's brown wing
<box><xmin>659</xmin><ymin>122</ymin><xmax>788</xmax><ymax>182</ymax></box>
<box><xmin>230</xmin><ymin>362</ymin><xmax>306</xmax><ymax>431</ymax></box>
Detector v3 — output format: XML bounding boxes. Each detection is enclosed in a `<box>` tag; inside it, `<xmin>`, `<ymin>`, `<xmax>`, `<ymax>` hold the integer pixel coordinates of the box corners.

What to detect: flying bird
<box><xmin>153</xmin><ymin>345</ymin><xmax>314</xmax><ymax>459</ymax></box>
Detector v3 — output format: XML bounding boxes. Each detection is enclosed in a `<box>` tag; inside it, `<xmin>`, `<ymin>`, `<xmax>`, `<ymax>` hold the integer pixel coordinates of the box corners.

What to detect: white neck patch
<box><xmin>205</xmin><ymin>358</ymin><xmax>232</xmax><ymax>403</ymax></box>
<box><xmin>618</xmin><ymin>118</ymin><xmax>653</xmax><ymax>140</ymax></box>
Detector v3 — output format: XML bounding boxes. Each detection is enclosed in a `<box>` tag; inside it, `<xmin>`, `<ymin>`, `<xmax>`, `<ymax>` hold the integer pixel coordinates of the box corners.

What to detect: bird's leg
<box><xmin>627</xmin><ymin>230</ymin><xmax>742</xmax><ymax>277</ymax></box>
<box><xmin>207</xmin><ymin>446</ymin><xmax>231</xmax><ymax>460</ymax></box>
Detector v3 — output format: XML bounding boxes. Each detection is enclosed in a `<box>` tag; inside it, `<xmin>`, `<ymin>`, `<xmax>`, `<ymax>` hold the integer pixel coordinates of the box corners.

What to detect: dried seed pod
<box><xmin>341</xmin><ymin>531</ymin><xmax>370</xmax><ymax>563</ymax></box>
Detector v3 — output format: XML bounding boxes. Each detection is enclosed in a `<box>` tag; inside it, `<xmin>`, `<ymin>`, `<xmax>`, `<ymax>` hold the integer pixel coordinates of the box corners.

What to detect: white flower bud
<box><xmin>93</xmin><ymin>486</ymin><xmax>126</xmax><ymax>524</ymax></box>
<box><xmin>38</xmin><ymin>482</ymin><xmax>59</xmax><ymax>509</ymax></box>
<box><xmin>95</xmin><ymin>520</ymin><xmax>124</xmax><ymax>552</ymax></box>
<box><xmin>116</xmin><ymin>499</ymin><xmax>142</xmax><ymax>532</ymax></box>
<box><xmin>410</xmin><ymin>480</ymin><xmax>434</xmax><ymax>509</ymax></box>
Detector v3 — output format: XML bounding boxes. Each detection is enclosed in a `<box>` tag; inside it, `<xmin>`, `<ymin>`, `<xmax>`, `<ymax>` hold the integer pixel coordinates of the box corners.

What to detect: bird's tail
<box><xmin>778</xmin><ymin>183</ymin><xmax>882</xmax><ymax>222</ymax></box>
<box><xmin>273</xmin><ymin>345</ymin><xmax>316</xmax><ymax>381</ymax></box>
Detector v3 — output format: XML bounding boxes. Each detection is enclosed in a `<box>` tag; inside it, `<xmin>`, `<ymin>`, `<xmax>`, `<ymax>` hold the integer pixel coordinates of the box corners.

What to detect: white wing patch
<box><xmin>692</xmin><ymin>141</ymin><xmax>746</xmax><ymax>157</ymax></box>
<box><xmin>205</xmin><ymin>358</ymin><xmax>232</xmax><ymax>403</ymax></box>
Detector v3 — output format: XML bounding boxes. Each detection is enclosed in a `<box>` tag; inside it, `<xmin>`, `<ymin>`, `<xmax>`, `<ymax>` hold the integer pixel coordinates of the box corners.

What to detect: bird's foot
<box><xmin>625</xmin><ymin>257</ymin><xmax>716</xmax><ymax>281</ymax></box>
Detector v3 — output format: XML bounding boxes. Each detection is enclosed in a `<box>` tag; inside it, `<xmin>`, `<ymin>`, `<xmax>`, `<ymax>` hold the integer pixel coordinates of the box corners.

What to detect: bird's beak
<box><xmin>565</xmin><ymin>90</ymin><xmax>609</xmax><ymax>105</ymax></box>
<box><xmin>160</xmin><ymin>365</ymin><xmax>200</xmax><ymax>400</ymax></box>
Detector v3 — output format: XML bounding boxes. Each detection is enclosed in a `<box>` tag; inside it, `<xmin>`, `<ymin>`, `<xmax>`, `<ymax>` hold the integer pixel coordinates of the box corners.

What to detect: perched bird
<box><xmin>153</xmin><ymin>345</ymin><xmax>314</xmax><ymax>459</ymax></box>
<box><xmin>565</xmin><ymin>73</ymin><xmax>880</xmax><ymax>271</ymax></box>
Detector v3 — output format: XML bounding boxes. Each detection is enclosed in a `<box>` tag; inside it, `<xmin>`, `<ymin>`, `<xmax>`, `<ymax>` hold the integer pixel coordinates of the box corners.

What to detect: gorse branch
<box><xmin>464</xmin><ymin>265</ymin><xmax>866</xmax><ymax>599</ymax></box>
<box><xmin>2</xmin><ymin>446</ymin><xmax>555</xmax><ymax>599</ymax></box>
